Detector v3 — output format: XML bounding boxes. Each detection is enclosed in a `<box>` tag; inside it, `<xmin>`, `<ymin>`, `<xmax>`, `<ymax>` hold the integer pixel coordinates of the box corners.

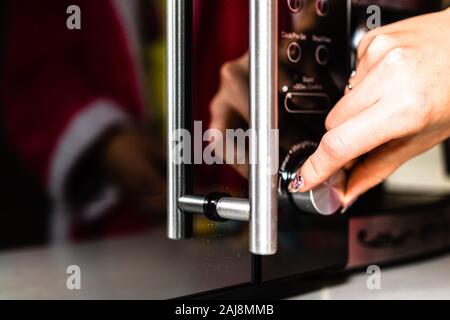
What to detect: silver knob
<box><xmin>291</xmin><ymin>170</ymin><xmax>345</xmax><ymax>216</ymax></box>
<box><xmin>280</xmin><ymin>141</ymin><xmax>345</xmax><ymax>216</ymax></box>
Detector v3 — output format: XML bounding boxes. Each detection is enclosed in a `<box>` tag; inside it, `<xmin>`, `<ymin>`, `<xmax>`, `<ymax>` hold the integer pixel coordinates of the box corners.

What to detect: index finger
<box><xmin>298</xmin><ymin>98</ymin><xmax>406</xmax><ymax>191</ymax></box>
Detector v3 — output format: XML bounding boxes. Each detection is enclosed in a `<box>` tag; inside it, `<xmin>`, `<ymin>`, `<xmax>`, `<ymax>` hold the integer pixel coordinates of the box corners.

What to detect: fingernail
<box><xmin>288</xmin><ymin>173</ymin><xmax>305</xmax><ymax>193</ymax></box>
<box><xmin>341</xmin><ymin>197</ymin><xmax>358</xmax><ymax>214</ymax></box>
<box><xmin>350</xmin><ymin>70</ymin><xmax>357</xmax><ymax>78</ymax></box>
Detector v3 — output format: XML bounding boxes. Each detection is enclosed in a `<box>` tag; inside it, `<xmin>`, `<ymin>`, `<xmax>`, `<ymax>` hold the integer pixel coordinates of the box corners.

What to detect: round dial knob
<box><xmin>279</xmin><ymin>141</ymin><xmax>345</xmax><ymax>216</ymax></box>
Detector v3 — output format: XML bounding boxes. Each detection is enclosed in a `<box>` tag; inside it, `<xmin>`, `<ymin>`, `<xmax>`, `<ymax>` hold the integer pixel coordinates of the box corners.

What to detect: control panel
<box><xmin>280</xmin><ymin>0</ymin><xmax>348</xmax><ymax>115</ymax></box>
<box><xmin>260</xmin><ymin>0</ymin><xmax>351</xmax><ymax>281</ymax></box>
<box><xmin>278</xmin><ymin>0</ymin><xmax>350</xmax><ymax>215</ymax></box>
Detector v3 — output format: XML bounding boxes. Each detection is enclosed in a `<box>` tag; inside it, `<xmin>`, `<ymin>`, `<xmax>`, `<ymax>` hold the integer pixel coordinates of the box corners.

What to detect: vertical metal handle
<box><xmin>167</xmin><ymin>0</ymin><xmax>279</xmax><ymax>255</ymax></box>
<box><xmin>249</xmin><ymin>0</ymin><xmax>279</xmax><ymax>255</ymax></box>
<box><xmin>167</xmin><ymin>0</ymin><xmax>192</xmax><ymax>240</ymax></box>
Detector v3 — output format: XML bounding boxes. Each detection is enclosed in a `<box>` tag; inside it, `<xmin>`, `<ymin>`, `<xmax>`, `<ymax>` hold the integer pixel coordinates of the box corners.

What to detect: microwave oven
<box><xmin>166</xmin><ymin>0</ymin><xmax>449</xmax><ymax>298</ymax></box>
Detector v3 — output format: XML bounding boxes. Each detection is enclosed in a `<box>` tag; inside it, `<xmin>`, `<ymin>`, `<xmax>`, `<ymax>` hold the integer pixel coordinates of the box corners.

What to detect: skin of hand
<box><xmin>210</xmin><ymin>9</ymin><xmax>450</xmax><ymax>210</ymax></box>
<box><xmin>101</xmin><ymin>127</ymin><xmax>167</xmax><ymax>216</ymax></box>
<box><xmin>209</xmin><ymin>53</ymin><xmax>250</xmax><ymax>178</ymax></box>
<box><xmin>296</xmin><ymin>8</ymin><xmax>450</xmax><ymax>207</ymax></box>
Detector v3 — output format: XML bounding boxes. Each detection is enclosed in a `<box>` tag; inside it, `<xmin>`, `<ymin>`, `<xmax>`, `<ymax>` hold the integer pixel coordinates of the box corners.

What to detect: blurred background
<box><xmin>0</xmin><ymin>0</ymin><xmax>170</xmax><ymax>249</ymax></box>
<box><xmin>0</xmin><ymin>0</ymin><xmax>250</xmax><ymax>252</ymax></box>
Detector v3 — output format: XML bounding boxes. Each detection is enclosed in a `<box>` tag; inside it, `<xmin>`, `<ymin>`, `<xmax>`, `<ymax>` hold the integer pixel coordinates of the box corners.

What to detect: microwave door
<box><xmin>165</xmin><ymin>0</ymin><xmax>253</xmax><ymax>298</ymax></box>
<box><xmin>168</xmin><ymin>0</ymin><xmax>279</xmax><ymax>257</ymax></box>
<box><xmin>168</xmin><ymin>0</ymin><xmax>349</xmax><ymax>292</ymax></box>
<box><xmin>167</xmin><ymin>0</ymin><xmax>283</xmax><ymax>294</ymax></box>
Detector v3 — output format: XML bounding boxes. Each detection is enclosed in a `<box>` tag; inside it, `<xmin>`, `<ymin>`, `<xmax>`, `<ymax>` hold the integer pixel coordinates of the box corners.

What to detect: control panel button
<box><xmin>287</xmin><ymin>0</ymin><xmax>303</xmax><ymax>13</ymax></box>
<box><xmin>315</xmin><ymin>0</ymin><xmax>330</xmax><ymax>17</ymax></box>
<box><xmin>287</xmin><ymin>42</ymin><xmax>302</xmax><ymax>63</ymax></box>
<box><xmin>284</xmin><ymin>92</ymin><xmax>330</xmax><ymax>113</ymax></box>
<box><xmin>315</xmin><ymin>44</ymin><xmax>329</xmax><ymax>66</ymax></box>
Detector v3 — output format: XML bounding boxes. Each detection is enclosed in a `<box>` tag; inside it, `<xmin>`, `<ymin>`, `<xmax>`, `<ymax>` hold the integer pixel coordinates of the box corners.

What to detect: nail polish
<box><xmin>288</xmin><ymin>174</ymin><xmax>305</xmax><ymax>193</ymax></box>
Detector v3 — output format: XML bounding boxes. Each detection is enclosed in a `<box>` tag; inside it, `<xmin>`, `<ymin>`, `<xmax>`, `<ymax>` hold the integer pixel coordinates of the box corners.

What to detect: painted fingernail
<box><xmin>341</xmin><ymin>197</ymin><xmax>358</xmax><ymax>214</ymax></box>
<box><xmin>288</xmin><ymin>174</ymin><xmax>305</xmax><ymax>193</ymax></box>
<box><xmin>350</xmin><ymin>70</ymin><xmax>357</xmax><ymax>78</ymax></box>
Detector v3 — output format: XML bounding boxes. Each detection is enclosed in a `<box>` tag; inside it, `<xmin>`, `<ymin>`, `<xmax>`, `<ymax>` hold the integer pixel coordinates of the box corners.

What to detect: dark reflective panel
<box><xmin>0</xmin><ymin>0</ymin><xmax>250</xmax><ymax>299</ymax></box>
<box><xmin>263</xmin><ymin>0</ymin><xmax>350</xmax><ymax>282</ymax></box>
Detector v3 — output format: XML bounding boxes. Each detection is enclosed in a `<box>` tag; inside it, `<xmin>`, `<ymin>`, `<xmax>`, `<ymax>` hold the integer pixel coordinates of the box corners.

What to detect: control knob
<box><xmin>279</xmin><ymin>141</ymin><xmax>345</xmax><ymax>215</ymax></box>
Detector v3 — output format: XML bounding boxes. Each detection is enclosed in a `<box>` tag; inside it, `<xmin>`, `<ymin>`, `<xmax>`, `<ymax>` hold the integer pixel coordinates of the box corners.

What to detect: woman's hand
<box><xmin>294</xmin><ymin>9</ymin><xmax>450</xmax><ymax>208</ymax></box>
<box><xmin>209</xmin><ymin>53</ymin><xmax>250</xmax><ymax>178</ymax></box>
<box><xmin>102</xmin><ymin>128</ymin><xmax>166</xmax><ymax>215</ymax></box>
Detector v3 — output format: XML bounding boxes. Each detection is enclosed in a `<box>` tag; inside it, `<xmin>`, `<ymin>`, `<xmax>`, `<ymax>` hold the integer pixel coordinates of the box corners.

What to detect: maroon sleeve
<box><xmin>192</xmin><ymin>0</ymin><xmax>250</xmax><ymax>190</ymax></box>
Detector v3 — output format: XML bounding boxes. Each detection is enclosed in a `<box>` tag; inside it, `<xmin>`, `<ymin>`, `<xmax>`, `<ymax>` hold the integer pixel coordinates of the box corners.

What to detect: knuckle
<box><xmin>357</xmin><ymin>29</ymin><xmax>376</xmax><ymax>58</ymax></box>
<box><xmin>220</xmin><ymin>62</ymin><xmax>234</xmax><ymax>81</ymax></box>
<box><xmin>392</xmin><ymin>88</ymin><xmax>429</xmax><ymax>134</ymax></box>
<box><xmin>371</xmin><ymin>34</ymin><xmax>393</xmax><ymax>49</ymax></box>
<box><xmin>364</xmin><ymin>40</ymin><xmax>377</xmax><ymax>61</ymax></box>
<box><xmin>406</xmin><ymin>93</ymin><xmax>430</xmax><ymax>131</ymax></box>
<box><xmin>305</xmin><ymin>156</ymin><xmax>323</xmax><ymax>182</ymax></box>
<box><xmin>220</xmin><ymin>60</ymin><xmax>241</xmax><ymax>83</ymax></box>
<box><xmin>209</xmin><ymin>97</ymin><xmax>221</xmax><ymax>115</ymax></box>
<box><xmin>364</xmin><ymin>28</ymin><xmax>378</xmax><ymax>40</ymax></box>
<box><xmin>366</xmin><ymin>34</ymin><xmax>394</xmax><ymax>61</ymax></box>
<box><xmin>384</xmin><ymin>47</ymin><xmax>408</xmax><ymax>67</ymax></box>
<box><xmin>321</xmin><ymin>132</ymin><xmax>346</xmax><ymax>161</ymax></box>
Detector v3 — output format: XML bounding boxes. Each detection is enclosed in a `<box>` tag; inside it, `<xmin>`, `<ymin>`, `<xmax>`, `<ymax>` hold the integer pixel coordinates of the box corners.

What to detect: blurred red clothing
<box><xmin>1</xmin><ymin>0</ymin><xmax>249</xmax><ymax>240</ymax></box>
<box><xmin>2</xmin><ymin>0</ymin><xmax>143</xmax><ymax>185</ymax></box>
<box><xmin>193</xmin><ymin>0</ymin><xmax>249</xmax><ymax>193</ymax></box>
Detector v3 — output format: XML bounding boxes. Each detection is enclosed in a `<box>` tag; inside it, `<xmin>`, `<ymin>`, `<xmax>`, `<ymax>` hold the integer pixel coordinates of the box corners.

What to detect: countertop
<box><xmin>0</xmin><ymin>229</ymin><xmax>450</xmax><ymax>299</ymax></box>
<box><xmin>292</xmin><ymin>253</ymin><xmax>450</xmax><ymax>300</ymax></box>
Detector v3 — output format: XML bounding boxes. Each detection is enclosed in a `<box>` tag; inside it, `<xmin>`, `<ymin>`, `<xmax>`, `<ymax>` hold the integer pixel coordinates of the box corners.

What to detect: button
<box><xmin>287</xmin><ymin>0</ymin><xmax>303</xmax><ymax>13</ymax></box>
<box><xmin>315</xmin><ymin>44</ymin><xmax>329</xmax><ymax>65</ymax></box>
<box><xmin>284</xmin><ymin>92</ymin><xmax>330</xmax><ymax>113</ymax></box>
<box><xmin>287</xmin><ymin>42</ymin><xmax>302</xmax><ymax>63</ymax></box>
<box><xmin>315</xmin><ymin>0</ymin><xmax>330</xmax><ymax>17</ymax></box>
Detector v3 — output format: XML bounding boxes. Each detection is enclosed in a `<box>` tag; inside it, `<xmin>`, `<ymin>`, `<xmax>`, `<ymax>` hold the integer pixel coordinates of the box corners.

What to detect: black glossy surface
<box><xmin>260</xmin><ymin>0</ymin><xmax>351</xmax><ymax>283</ymax></box>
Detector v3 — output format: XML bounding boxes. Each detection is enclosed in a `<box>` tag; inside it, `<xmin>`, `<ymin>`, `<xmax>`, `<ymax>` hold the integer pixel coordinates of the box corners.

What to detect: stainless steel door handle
<box><xmin>167</xmin><ymin>0</ymin><xmax>191</xmax><ymax>240</ymax></box>
<box><xmin>249</xmin><ymin>0</ymin><xmax>279</xmax><ymax>255</ymax></box>
<box><xmin>166</xmin><ymin>0</ymin><xmax>279</xmax><ymax>256</ymax></box>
